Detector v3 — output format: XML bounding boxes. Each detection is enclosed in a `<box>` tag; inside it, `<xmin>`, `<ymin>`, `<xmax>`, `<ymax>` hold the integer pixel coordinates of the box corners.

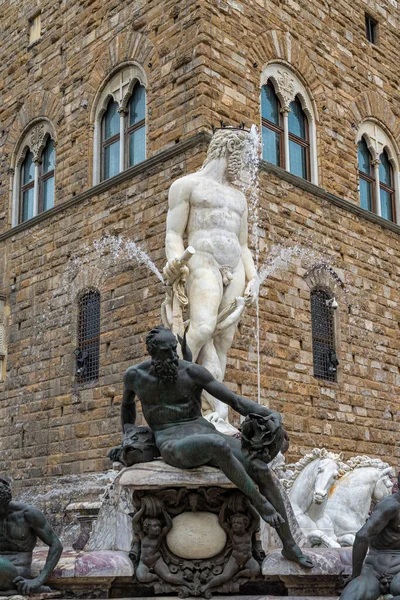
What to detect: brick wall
<box><xmin>0</xmin><ymin>0</ymin><xmax>399</xmax><ymax>488</ymax></box>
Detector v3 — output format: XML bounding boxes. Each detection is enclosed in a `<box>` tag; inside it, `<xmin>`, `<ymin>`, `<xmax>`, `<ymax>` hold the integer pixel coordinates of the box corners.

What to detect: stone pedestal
<box><xmin>262</xmin><ymin>547</ymin><xmax>352</xmax><ymax>596</ymax></box>
<box><xmin>111</xmin><ymin>460</ymin><xmax>265</xmax><ymax>597</ymax></box>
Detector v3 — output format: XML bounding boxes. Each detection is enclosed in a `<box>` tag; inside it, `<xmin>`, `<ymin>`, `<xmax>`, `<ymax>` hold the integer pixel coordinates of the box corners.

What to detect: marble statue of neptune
<box><xmin>163</xmin><ymin>128</ymin><xmax>259</xmax><ymax>434</ymax></box>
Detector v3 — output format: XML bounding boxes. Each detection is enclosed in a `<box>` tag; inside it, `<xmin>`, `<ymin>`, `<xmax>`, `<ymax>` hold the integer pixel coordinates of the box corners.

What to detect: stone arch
<box><xmin>4</xmin><ymin>91</ymin><xmax>63</xmax><ymax>162</ymax></box>
<box><xmin>69</xmin><ymin>266</ymin><xmax>105</xmax><ymax>303</ymax></box>
<box><xmin>85</xmin><ymin>30</ymin><xmax>158</xmax><ymax>112</ymax></box>
<box><xmin>349</xmin><ymin>91</ymin><xmax>400</xmax><ymax>150</ymax></box>
<box><xmin>250</xmin><ymin>30</ymin><xmax>325</xmax><ymax>109</ymax></box>
<box><xmin>303</xmin><ymin>263</ymin><xmax>346</xmax><ymax>300</ymax></box>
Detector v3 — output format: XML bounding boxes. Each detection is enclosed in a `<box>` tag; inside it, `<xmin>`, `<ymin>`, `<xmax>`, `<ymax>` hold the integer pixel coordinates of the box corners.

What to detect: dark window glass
<box><xmin>261</xmin><ymin>82</ymin><xmax>283</xmax><ymax>167</ymax></box>
<box><xmin>261</xmin><ymin>83</ymin><xmax>280</xmax><ymax>125</ymax></box>
<box><xmin>41</xmin><ymin>138</ymin><xmax>55</xmax><ymax>211</ymax></box>
<box><xmin>127</xmin><ymin>84</ymin><xmax>146</xmax><ymax>168</ymax></box>
<box><xmin>76</xmin><ymin>290</ymin><xmax>100</xmax><ymax>383</ymax></box>
<box><xmin>358</xmin><ymin>138</ymin><xmax>371</xmax><ymax>174</ymax></box>
<box><xmin>288</xmin><ymin>99</ymin><xmax>307</xmax><ymax>140</ymax></box>
<box><xmin>359</xmin><ymin>178</ymin><xmax>373</xmax><ymax>211</ymax></box>
<box><xmin>379</xmin><ymin>150</ymin><xmax>395</xmax><ymax>222</ymax></box>
<box><xmin>20</xmin><ymin>151</ymin><xmax>35</xmax><ymax>223</ymax></box>
<box><xmin>379</xmin><ymin>150</ymin><xmax>391</xmax><ymax>186</ymax></box>
<box><xmin>365</xmin><ymin>14</ymin><xmax>378</xmax><ymax>44</ymax></box>
<box><xmin>289</xmin><ymin>140</ymin><xmax>308</xmax><ymax>179</ymax></box>
<box><xmin>102</xmin><ymin>100</ymin><xmax>120</xmax><ymax>180</ymax></box>
<box><xmin>358</xmin><ymin>138</ymin><xmax>375</xmax><ymax>213</ymax></box>
<box><xmin>311</xmin><ymin>288</ymin><xmax>338</xmax><ymax>382</ymax></box>
<box><xmin>288</xmin><ymin>97</ymin><xmax>310</xmax><ymax>180</ymax></box>
<box><xmin>104</xmin><ymin>101</ymin><xmax>120</xmax><ymax>139</ymax></box>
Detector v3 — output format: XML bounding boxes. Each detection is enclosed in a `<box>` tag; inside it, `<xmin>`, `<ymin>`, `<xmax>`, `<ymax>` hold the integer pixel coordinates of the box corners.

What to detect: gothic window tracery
<box><xmin>12</xmin><ymin>121</ymin><xmax>56</xmax><ymax>226</ymax></box>
<box><xmin>356</xmin><ymin>123</ymin><xmax>399</xmax><ymax>223</ymax></box>
<box><xmin>260</xmin><ymin>63</ymin><xmax>318</xmax><ymax>184</ymax></box>
<box><xmin>93</xmin><ymin>65</ymin><xmax>147</xmax><ymax>184</ymax></box>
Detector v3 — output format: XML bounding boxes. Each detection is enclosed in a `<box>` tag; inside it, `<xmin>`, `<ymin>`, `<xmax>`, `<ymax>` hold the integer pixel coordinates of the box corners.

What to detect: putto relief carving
<box><xmin>130</xmin><ymin>488</ymin><xmax>264</xmax><ymax>598</ymax></box>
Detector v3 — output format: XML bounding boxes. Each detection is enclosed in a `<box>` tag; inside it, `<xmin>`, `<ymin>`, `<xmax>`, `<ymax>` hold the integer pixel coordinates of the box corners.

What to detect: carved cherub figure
<box><xmin>132</xmin><ymin>504</ymin><xmax>187</xmax><ymax>589</ymax></box>
<box><xmin>202</xmin><ymin>501</ymin><xmax>260</xmax><ymax>596</ymax></box>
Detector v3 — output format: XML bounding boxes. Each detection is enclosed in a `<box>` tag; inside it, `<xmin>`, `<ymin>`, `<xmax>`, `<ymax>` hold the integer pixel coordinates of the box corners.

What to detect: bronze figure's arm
<box><xmin>161</xmin><ymin>508</ymin><xmax>173</xmax><ymax>537</ymax></box>
<box><xmin>191</xmin><ymin>364</ymin><xmax>282</xmax><ymax>431</ymax></box>
<box><xmin>218</xmin><ymin>503</ymin><xmax>230</xmax><ymax>535</ymax></box>
<box><xmin>14</xmin><ymin>507</ymin><xmax>63</xmax><ymax>595</ymax></box>
<box><xmin>132</xmin><ymin>505</ymin><xmax>146</xmax><ymax>539</ymax></box>
<box><xmin>351</xmin><ymin>500</ymin><xmax>398</xmax><ymax>579</ymax></box>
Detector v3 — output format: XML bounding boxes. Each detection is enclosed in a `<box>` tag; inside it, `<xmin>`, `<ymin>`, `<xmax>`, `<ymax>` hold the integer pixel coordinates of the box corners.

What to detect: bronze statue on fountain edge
<box><xmin>110</xmin><ymin>325</ymin><xmax>314</xmax><ymax>571</ymax></box>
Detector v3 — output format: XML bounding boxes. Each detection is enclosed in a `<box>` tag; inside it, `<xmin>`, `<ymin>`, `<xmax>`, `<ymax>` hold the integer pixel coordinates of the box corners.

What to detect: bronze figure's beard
<box><xmin>152</xmin><ymin>355</ymin><xmax>179</xmax><ymax>383</ymax></box>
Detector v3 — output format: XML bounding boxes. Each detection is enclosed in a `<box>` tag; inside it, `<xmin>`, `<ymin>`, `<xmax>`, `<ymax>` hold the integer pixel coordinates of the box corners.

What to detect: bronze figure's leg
<box><xmin>160</xmin><ymin>434</ymin><xmax>282</xmax><ymax>526</ymax></box>
<box><xmin>340</xmin><ymin>572</ymin><xmax>380</xmax><ymax>600</ymax></box>
<box><xmin>222</xmin><ymin>435</ymin><xmax>314</xmax><ymax>568</ymax></box>
<box><xmin>0</xmin><ymin>558</ymin><xmax>19</xmax><ymax>593</ymax></box>
<box><xmin>390</xmin><ymin>572</ymin><xmax>400</xmax><ymax>599</ymax></box>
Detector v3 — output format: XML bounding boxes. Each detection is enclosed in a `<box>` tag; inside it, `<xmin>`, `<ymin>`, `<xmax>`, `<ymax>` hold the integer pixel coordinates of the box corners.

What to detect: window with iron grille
<box><xmin>310</xmin><ymin>288</ymin><xmax>338</xmax><ymax>382</ymax></box>
<box><xmin>76</xmin><ymin>290</ymin><xmax>100</xmax><ymax>383</ymax></box>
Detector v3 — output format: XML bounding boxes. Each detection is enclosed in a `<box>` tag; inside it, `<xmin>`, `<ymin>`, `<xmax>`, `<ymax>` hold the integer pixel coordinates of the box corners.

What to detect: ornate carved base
<box><xmin>131</xmin><ymin>486</ymin><xmax>265</xmax><ymax>598</ymax></box>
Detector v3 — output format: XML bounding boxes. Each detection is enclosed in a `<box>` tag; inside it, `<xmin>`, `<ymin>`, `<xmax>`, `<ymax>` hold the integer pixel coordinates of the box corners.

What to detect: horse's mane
<box><xmin>346</xmin><ymin>456</ymin><xmax>390</xmax><ymax>471</ymax></box>
<box><xmin>282</xmin><ymin>448</ymin><xmax>348</xmax><ymax>491</ymax></box>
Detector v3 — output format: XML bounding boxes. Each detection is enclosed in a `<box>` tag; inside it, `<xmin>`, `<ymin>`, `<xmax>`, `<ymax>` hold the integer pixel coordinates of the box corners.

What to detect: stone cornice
<box><xmin>1</xmin><ymin>131</ymin><xmax>399</xmax><ymax>242</ymax></box>
<box><xmin>260</xmin><ymin>161</ymin><xmax>400</xmax><ymax>236</ymax></box>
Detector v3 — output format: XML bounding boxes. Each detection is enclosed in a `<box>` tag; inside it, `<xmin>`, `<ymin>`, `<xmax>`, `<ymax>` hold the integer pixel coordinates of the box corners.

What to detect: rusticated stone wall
<box><xmin>0</xmin><ymin>0</ymin><xmax>400</xmax><ymax>490</ymax></box>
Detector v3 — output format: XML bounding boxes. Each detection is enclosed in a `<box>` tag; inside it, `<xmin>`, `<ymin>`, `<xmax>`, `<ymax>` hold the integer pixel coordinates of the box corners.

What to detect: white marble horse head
<box><xmin>284</xmin><ymin>448</ymin><xmax>346</xmax><ymax>512</ymax></box>
<box><xmin>313</xmin><ymin>449</ymin><xmax>343</xmax><ymax>504</ymax></box>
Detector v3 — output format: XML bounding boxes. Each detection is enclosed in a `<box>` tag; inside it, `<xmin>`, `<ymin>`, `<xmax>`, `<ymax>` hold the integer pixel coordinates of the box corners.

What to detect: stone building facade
<box><xmin>0</xmin><ymin>0</ymin><xmax>400</xmax><ymax>490</ymax></box>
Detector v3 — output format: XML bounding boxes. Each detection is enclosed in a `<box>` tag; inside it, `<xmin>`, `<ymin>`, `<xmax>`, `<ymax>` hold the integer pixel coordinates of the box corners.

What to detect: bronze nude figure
<box><xmin>0</xmin><ymin>478</ymin><xmax>63</xmax><ymax>596</ymax></box>
<box><xmin>340</xmin><ymin>474</ymin><xmax>400</xmax><ymax>600</ymax></box>
<box><xmin>120</xmin><ymin>325</ymin><xmax>313</xmax><ymax>569</ymax></box>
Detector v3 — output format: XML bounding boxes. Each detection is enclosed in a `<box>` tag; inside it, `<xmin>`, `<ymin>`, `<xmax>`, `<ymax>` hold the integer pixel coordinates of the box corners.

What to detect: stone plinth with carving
<box><xmin>89</xmin><ymin>460</ymin><xmax>267</xmax><ymax>598</ymax></box>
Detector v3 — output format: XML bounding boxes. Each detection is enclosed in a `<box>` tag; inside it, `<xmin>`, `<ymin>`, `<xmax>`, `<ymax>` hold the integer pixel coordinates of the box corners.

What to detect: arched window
<box><xmin>102</xmin><ymin>99</ymin><xmax>120</xmax><ymax>181</ymax></box>
<box><xmin>379</xmin><ymin>150</ymin><xmax>395</xmax><ymax>222</ymax></box>
<box><xmin>92</xmin><ymin>65</ymin><xmax>147</xmax><ymax>185</ymax></box>
<box><xmin>310</xmin><ymin>288</ymin><xmax>338</xmax><ymax>382</ymax></box>
<box><xmin>261</xmin><ymin>82</ymin><xmax>283</xmax><ymax>166</ymax></box>
<box><xmin>358</xmin><ymin>137</ymin><xmax>374</xmax><ymax>212</ymax></box>
<box><xmin>13</xmin><ymin>122</ymin><xmax>57</xmax><ymax>226</ymax></box>
<box><xmin>260</xmin><ymin>64</ymin><xmax>318</xmax><ymax>184</ymax></box>
<box><xmin>288</xmin><ymin>97</ymin><xmax>310</xmax><ymax>180</ymax></box>
<box><xmin>76</xmin><ymin>290</ymin><xmax>100</xmax><ymax>383</ymax></box>
<box><xmin>356</xmin><ymin>122</ymin><xmax>399</xmax><ymax>223</ymax></box>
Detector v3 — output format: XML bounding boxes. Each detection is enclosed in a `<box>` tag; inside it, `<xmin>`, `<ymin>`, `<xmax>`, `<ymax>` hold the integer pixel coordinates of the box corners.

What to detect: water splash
<box><xmin>241</xmin><ymin>125</ymin><xmax>262</xmax><ymax>403</ymax></box>
<box><xmin>258</xmin><ymin>244</ymin><xmax>320</xmax><ymax>288</ymax></box>
<box><xmin>67</xmin><ymin>234</ymin><xmax>164</xmax><ymax>284</ymax></box>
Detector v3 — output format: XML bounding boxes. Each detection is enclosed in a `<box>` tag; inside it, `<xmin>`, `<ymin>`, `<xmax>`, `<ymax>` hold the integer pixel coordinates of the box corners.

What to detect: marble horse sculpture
<box><xmin>283</xmin><ymin>448</ymin><xmax>347</xmax><ymax>548</ymax></box>
<box><xmin>0</xmin><ymin>478</ymin><xmax>63</xmax><ymax>596</ymax></box>
<box><xmin>339</xmin><ymin>473</ymin><xmax>400</xmax><ymax>600</ymax></box>
<box><xmin>324</xmin><ymin>456</ymin><xmax>393</xmax><ymax>546</ymax></box>
<box><xmin>162</xmin><ymin>126</ymin><xmax>259</xmax><ymax>435</ymax></box>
